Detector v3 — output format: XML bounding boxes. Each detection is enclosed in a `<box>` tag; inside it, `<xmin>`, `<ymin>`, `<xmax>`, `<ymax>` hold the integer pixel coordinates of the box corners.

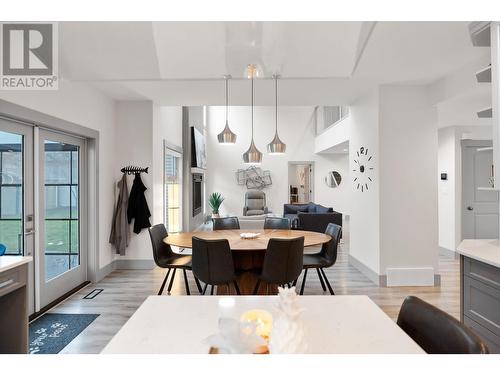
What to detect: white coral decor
<box><xmin>268</xmin><ymin>286</ymin><xmax>308</xmax><ymax>354</ymax></box>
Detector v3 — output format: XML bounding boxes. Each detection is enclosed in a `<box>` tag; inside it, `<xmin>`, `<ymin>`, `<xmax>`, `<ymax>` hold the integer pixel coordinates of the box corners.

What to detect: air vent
<box><xmin>469</xmin><ymin>22</ymin><xmax>491</xmax><ymax>47</ymax></box>
<box><xmin>475</xmin><ymin>65</ymin><xmax>492</xmax><ymax>83</ymax></box>
<box><xmin>477</xmin><ymin>107</ymin><xmax>492</xmax><ymax>118</ymax></box>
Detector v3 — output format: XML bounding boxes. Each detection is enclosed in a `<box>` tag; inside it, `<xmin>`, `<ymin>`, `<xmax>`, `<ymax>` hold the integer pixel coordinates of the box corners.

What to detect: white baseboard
<box><xmin>386</xmin><ymin>267</ymin><xmax>435</xmax><ymax>287</ymax></box>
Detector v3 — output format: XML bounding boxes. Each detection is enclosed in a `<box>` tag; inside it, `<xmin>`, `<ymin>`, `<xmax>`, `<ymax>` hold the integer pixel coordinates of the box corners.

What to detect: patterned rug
<box><xmin>29</xmin><ymin>313</ymin><xmax>99</xmax><ymax>354</ymax></box>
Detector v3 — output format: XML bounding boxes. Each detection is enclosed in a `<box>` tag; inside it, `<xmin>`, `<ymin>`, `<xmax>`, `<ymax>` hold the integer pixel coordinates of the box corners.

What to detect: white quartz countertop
<box><xmin>102</xmin><ymin>295</ymin><xmax>424</xmax><ymax>354</ymax></box>
<box><xmin>0</xmin><ymin>256</ymin><xmax>32</xmax><ymax>273</ymax></box>
<box><xmin>457</xmin><ymin>239</ymin><xmax>500</xmax><ymax>268</ymax></box>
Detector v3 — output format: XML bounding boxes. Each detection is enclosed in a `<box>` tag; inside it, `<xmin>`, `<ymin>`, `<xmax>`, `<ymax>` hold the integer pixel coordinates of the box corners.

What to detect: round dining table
<box><xmin>164</xmin><ymin>229</ymin><xmax>331</xmax><ymax>295</ymax></box>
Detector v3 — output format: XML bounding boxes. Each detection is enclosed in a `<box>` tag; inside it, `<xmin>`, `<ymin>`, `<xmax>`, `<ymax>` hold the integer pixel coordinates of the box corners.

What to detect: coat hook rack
<box><xmin>121</xmin><ymin>165</ymin><xmax>149</xmax><ymax>175</ymax></box>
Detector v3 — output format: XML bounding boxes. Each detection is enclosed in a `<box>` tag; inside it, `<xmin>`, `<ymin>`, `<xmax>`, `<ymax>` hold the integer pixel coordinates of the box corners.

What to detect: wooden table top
<box><xmin>163</xmin><ymin>229</ymin><xmax>331</xmax><ymax>251</ymax></box>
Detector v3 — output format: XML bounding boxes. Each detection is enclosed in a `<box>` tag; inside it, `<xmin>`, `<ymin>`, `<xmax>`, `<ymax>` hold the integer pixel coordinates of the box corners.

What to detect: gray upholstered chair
<box><xmin>243</xmin><ymin>191</ymin><xmax>269</xmax><ymax>216</ymax></box>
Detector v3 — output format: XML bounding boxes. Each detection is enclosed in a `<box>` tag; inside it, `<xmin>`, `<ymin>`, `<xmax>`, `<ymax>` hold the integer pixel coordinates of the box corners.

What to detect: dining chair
<box><xmin>191</xmin><ymin>236</ymin><xmax>241</xmax><ymax>295</ymax></box>
<box><xmin>264</xmin><ymin>217</ymin><xmax>291</xmax><ymax>230</ymax></box>
<box><xmin>298</xmin><ymin>223</ymin><xmax>341</xmax><ymax>295</ymax></box>
<box><xmin>253</xmin><ymin>237</ymin><xmax>304</xmax><ymax>295</ymax></box>
<box><xmin>148</xmin><ymin>224</ymin><xmax>202</xmax><ymax>295</ymax></box>
<box><xmin>397</xmin><ymin>296</ymin><xmax>489</xmax><ymax>354</ymax></box>
<box><xmin>213</xmin><ymin>216</ymin><xmax>240</xmax><ymax>230</ymax></box>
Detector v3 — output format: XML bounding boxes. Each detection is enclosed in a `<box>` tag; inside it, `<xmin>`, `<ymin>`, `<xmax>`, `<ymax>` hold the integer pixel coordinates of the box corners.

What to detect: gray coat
<box><xmin>109</xmin><ymin>174</ymin><xmax>130</xmax><ymax>255</ymax></box>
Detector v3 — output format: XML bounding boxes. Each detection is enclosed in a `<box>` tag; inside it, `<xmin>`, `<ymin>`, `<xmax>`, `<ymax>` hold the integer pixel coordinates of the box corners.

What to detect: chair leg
<box><xmin>292</xmin><ymin>278</ymin><xmax>298</xmax><ymax>287</ymax></box>
<box><xmin>287</xmin><ymin>283</ymin><xmax>291</xmax><ymax>288</ymax></box>
<box><xmin>233</xmin><ymin>280</ymin><xmax>241</xmax><ymax>295</ymax></box>
<box><xmin>167</xmin><ymin>268</ymin><xmax>177</xmax><ymax>293</ymax></box>
<box><xmin>252</xmin><ymin>280</ymin><xmax>261</xmax><ymax>295</ymax></box>
<box><xmin>316</xmin><ymin>268</ymin><xmax>327</xmax><ymax>292</ymax></box>
<box><xmin>158</xmin><ymin>268</ymin><xmax>171</xmax><ymax>295</ymax></box>
<box><xmin>320</xmin><ymin>268</ymin><xmax>335</xmax><ymax>295</ymax></box>
<box><xmin>194</xmin><ymin>276</ymin><xmax>203</xmax><ymax>293</ymax></box>
<box><xmin>300</xmin><ymin>269</ymin><xmax>308</xmax><ymax>295</ymax></box>
<box><xmin>202</xmin><ymin>283</ymin><xmax>208</xmax><ymax>295</ymax></box>
<box><xmin>210</xmin><ymin>284</ymin><xmax>214</xmax><ymax>295</ymax></box>
<box><xmin>182</xmin><ymin>269</ymin><xmax>191</xmax><ymax>295</ymax></box>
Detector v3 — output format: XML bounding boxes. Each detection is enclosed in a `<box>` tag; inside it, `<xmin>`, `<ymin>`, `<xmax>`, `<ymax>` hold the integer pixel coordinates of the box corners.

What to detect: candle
<box><xmin>240</xmin><ymin>309</ymin><xmax>273</xmax><ymax>339</ymax></box>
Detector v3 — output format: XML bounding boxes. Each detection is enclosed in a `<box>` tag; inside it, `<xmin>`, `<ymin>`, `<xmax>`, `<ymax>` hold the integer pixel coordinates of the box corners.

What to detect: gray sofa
<box><xmin>283</xmin><ymin>202</ymin><xmax>342</xmax><ymax>233</ymax></box>
<box><xmin>243</xmin><ymin>191</ymin><xmax>269</xmax><ymax>216</ymax></box>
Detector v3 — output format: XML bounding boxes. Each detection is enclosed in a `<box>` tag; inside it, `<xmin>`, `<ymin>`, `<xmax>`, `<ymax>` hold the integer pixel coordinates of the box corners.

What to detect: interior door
<box><xmin>462</xmin><ymin>141</ymin><xmax>499</xmax><ymax>239</ymax></box>
<box><xmin>37</xmin><ymin>129</ymin><xmax>87</xmax><ymax>309</ymax></box>
<box><xmin>0</xmin><ymin>118</ymin><xmax>35</xmax><ymax>315</ymax></box>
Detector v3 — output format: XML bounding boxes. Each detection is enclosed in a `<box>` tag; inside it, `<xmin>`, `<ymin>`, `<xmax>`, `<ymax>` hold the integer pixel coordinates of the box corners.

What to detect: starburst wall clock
<box><xmin>353</xmin><ymin>146</ymin><xmax>374</xmax><ymax>192</ymax></box>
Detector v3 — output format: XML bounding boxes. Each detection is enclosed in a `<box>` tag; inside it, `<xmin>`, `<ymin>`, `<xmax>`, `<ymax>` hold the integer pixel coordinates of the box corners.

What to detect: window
<box><xmin>164</xmin><ymin>146</ymin><xmax>182</xmax><ymax>233</ymax></box>
<box><xmin>316</xmin><ymin>105</ymin><xmax>350</xmax><ymax>135</ymax></box>
<box><xmin>44</xmin><ymin>141</ymin><xmax>80</xmax><ymax>281</ymax></box>
<box><xmin>0</xmin><ymin>131</ymin><xmax>23</xmax><ymax>255</ymax></box>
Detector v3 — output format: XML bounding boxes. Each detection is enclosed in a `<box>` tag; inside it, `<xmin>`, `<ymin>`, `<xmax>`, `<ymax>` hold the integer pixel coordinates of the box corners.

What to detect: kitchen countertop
<box><xmin>0</xmin><ymin>256</ymin><xmax>32</xmax><ymax>273</ymax></box>
<box><xmin>102</xmin><ymin>295</ymin><xmax>424</xmax><ymax>354</ymax></box>
<box><xmin>457</xmin><ymin>239</ymin><xmax>500</xmax><ymax>268</ymax></box>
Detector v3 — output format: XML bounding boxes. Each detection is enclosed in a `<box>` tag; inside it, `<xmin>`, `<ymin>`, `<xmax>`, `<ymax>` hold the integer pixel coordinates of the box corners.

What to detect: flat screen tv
<box><xmin>190</xmin><ymin>126</ymin><xmax>207</xmax><ymax>169</ymax></box>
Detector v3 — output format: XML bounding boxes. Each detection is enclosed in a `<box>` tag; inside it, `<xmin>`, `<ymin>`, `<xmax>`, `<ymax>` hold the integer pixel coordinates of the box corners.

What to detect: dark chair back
<box><xmin>191</xmin><ymin>237</ymin><xmax>236</xmax><ymax>285</ymax></box>
<box><xmin>397</xmin><ymin>296</ymin><xmax>489</xmax><ymax>354</ymax></box>
<box><xmin>319</xmin><ymin>223</ymin><xmax>342</xmax><ymax>266</ymax></box>
<box><xmin>261</xmin><ymin>237</ymin><xmax>304</xmax><ymax>285</ymax></box>
<box><xmin>148</xmin><ymin>224</ymin><xmax>175</xmax><ymax>267</ymax></box>
<box><xmin>264</xmin><ymin>217</ymin><xmax>291</xmax><ymax>230</ymax></box>
<box><xmin>213</xmin><ymin>216</ymin><xmax>240</xmax><ymax>230</ymax></box>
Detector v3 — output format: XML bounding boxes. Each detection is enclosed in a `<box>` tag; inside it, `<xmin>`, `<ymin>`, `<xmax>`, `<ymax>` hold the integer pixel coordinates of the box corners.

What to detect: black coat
<box><xmin>127</xmin><ymin>173</ymin><xmax>151</xmax><ymax>234</ymax></box>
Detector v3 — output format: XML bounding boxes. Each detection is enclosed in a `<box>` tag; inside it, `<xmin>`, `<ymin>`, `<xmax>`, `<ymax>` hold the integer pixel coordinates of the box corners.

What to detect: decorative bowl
<box><xmin>240</xmin><ymin>232</ymin><xmax>260</xmax><ymax>239</ymax></box>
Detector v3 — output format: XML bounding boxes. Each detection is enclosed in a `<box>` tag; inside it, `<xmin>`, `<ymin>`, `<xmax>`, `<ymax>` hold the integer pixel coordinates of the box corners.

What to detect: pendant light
<box><xmin>267</xmin><ymin>74</ymin><xmax>286</xmax><ymax>154</ymax></box>
<box><xmin>243</xmin><ymin>64</ymin><xmax>263</xmax><ymax>164</ymax></box>
<box><xmin>217</xmin><ymin>75</ymin><xmax>237</xmax><ymax>144</ymax></box>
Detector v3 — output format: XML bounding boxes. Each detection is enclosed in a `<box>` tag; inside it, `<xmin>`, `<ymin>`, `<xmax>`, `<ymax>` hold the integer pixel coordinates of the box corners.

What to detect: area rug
<box><xmin>29</xmin><ymin>313</ymin><xmax>99</xmax><ymax>354</ymax></box>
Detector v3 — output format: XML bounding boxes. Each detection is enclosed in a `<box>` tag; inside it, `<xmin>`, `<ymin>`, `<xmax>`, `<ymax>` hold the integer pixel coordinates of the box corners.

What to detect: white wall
<box><xmin>0</xmin><ymin>80</ymin><xmax>117</xmax><ymax>271</ymax></box>
<box><xmin>378</xmin><ymin>85</ymin><xmax>438</xmax><ymax>279</ymax></box>
<box><xmin>205</xmin><ymin>106</ymin><xmax>350</xmax><ymax>217</ymax></box>
<box><xmin>114</xmin><ymin>101</ymin><xmax>154</xmax><ymax>261</ymax></box>
<box><xmin>438</xmin><ymin>127</ymin><xmax>459</xmax><ymax>252</ymax></box>
<box><xmin>348</xmin><ymin>90</ymin><xmax>381</xmax><ymax>276</ymax></box>
<box><xmin>152</xmin><ymin>106</ymin><xmax>183</xmax><ymax>226</ymax></box>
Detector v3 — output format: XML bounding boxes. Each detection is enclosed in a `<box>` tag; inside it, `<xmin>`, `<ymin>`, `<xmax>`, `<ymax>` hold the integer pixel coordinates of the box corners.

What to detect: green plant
<box><xmin>208</xmin><ymin>192</ymin><xmax>224</xmax><ymax>214</ymax></box>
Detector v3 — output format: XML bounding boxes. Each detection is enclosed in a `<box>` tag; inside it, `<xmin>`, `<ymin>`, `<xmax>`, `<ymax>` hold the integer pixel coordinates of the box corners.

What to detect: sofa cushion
<box><xmin>285</xmin><ymin>204</ymin><xmax>309</xmax><ymax>214</ymax></box>
<box><xmin>315</xmin><ymin>204</ymin><xmax>333</xmax><ymax>213</ymax></box>
<box><xmin>246</xmin><ymin>209</ymin><xmax>265</xmax><ymax>216</ymax></box>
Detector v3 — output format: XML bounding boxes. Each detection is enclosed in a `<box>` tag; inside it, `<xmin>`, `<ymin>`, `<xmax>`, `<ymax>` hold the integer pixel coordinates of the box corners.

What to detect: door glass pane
<box><xmin>0</xmin><ymin>130</ymin><xmax>23</xmax><ymax>255</ymax></box>
<box><xmin>44</xmin><ymin>140</ymin><xmax>80</xmax><ymax>281</ymax></box>
<box><xmin>164</xmin><ymin>150</ymin><xmax>182</xmax><ymax>233</ymax></box>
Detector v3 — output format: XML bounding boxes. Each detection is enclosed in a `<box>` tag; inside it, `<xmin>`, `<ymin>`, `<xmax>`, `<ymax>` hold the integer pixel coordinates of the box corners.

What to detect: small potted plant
<box><xmin>208</xmin><ymin>192</ymin><xmax>224</xmax><ymax>218</ymax></box>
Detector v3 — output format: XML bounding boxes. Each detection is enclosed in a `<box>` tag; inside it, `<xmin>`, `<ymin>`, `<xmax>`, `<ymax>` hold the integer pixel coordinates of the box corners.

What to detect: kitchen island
<box><xmin>0</xmin><ymin>256</ymin><xmax>32</xmax><ymax>354</ymax></box>
<box><xmin>457</xmin><ymin>239</ymin><xmax>500</xmax><ymax>353</ymax></box>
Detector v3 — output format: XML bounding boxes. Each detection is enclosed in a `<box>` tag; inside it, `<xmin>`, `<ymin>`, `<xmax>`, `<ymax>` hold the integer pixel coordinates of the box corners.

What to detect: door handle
<box><xmin>467</xmin><ymin>206</ymin><xmax>474</xmax><ymax>211</ymax></box>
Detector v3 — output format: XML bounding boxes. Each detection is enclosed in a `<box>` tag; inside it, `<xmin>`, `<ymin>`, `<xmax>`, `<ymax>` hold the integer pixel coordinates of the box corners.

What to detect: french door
<box><xmin>0</xmin><ymin>118</ymin><xmax>34</xmax><ymax>314</ymax></box>
<box><xmin>0</xmin><ymin>117</ymin><xmax>87</xmax><ymax>314</ymax></box>
<box><xmin>37</xmin><ymin>129</ymin><xmax>87</xmax><ymax>309</ymax></box>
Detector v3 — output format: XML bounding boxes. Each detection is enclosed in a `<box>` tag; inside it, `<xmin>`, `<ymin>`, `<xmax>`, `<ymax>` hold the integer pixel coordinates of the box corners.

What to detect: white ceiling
<box><xmin>59</xmin><ymin>21</ymin><xmax>490</xmax><ymax>108</ymax></box>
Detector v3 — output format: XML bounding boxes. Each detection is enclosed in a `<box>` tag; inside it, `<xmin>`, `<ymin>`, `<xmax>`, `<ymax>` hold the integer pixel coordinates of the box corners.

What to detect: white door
<box><xmin>37</xmin><ymin>129</ymin><xmax>87</xmax><ymax>309</ymax></box>
<box><xmin>462</xmin><ymin>141</ymin><xmax>499</xmax><ymax>239</ymax></box>
<box><xmin>0</xmin><ymin>118</ymin><xmax>35</xmax><ymax>315</ymax></box>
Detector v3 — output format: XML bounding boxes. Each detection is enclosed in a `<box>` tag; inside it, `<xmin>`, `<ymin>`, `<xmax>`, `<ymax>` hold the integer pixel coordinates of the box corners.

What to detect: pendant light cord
<box><xmin>275</xmin><ymin>75</ymin><xmax>278</xmax><ymax>134</ymax></box>
<box><xmin>225</xmin><ymin>77</ymin><xmax>229</xmax><ymax>123</ymax></box>
<box><xmin>251</xmin><ymin>73</ymin><xmax>254</xmax><ymax>140</ymax></box>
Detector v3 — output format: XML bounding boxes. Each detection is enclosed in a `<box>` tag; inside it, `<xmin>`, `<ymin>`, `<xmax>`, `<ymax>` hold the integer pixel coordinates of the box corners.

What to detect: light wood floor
<box><xmin>47</xmin><ymin>243</ymin><xmax>459</xmax><ymax>354</ymax></box>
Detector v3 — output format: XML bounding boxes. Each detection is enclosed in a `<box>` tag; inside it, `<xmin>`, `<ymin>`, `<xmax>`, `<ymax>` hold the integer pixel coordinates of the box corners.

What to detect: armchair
<box><xmin>243</xmin><ymin>191</ymin><xmax>269</xmax><ymax>216</ymax></box>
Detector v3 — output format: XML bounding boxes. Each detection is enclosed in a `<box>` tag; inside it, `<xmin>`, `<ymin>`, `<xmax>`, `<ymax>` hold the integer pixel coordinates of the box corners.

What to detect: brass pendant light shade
<box><xmin>217</xmin><ymin>75</ymin><xmax>237</xmax><ymax>144</ymax></box>
<box><xmin>267</xmin><ymin>74</ymin><xmax>286</xmax><ymax>154</ymax></box>
<box><xmin>243</xmin><ymin>65</ymin><xmax>263</xmax><ymax>164</ymax></box>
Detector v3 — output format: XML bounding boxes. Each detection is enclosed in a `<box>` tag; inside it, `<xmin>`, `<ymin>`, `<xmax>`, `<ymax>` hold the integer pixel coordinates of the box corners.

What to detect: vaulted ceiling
<box><xmin>58</xmin><ymin>21</ymin><xmax>490</xmax><ymax>118</ymax></box>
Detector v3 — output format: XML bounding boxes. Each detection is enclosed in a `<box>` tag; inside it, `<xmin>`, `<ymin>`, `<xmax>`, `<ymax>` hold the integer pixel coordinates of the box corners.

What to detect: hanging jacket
<box><xmin>127</xmin><ymin>173</ymin><xmax>152</xmax><ymax>234</ymax></box>
<box><xmin>109</xmin><ymin>174</ymin><xmax>130</xmax><ymax>255</ymax></box>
